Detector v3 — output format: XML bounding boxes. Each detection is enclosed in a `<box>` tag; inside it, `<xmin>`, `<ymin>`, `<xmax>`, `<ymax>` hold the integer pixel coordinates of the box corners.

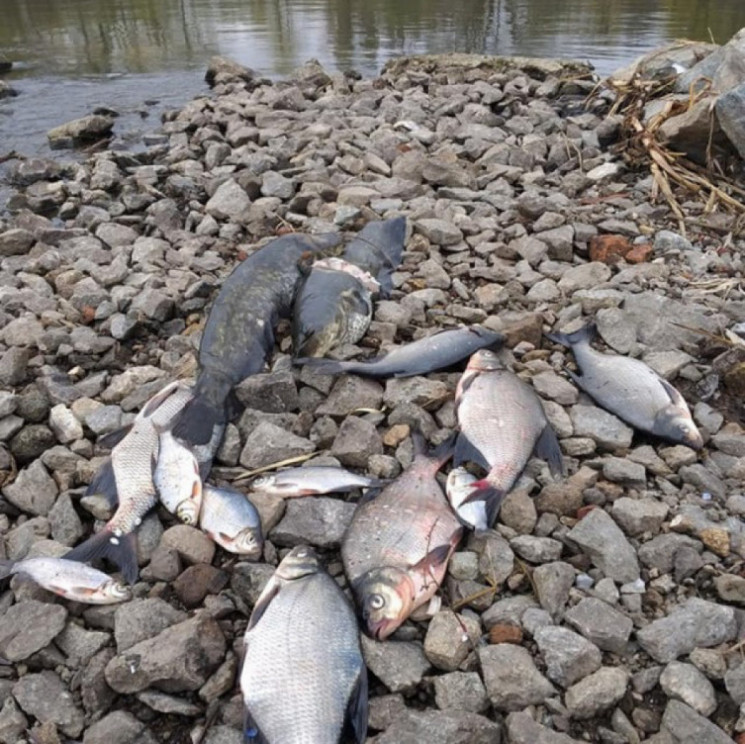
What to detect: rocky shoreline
<box><xmin>0</xmin><ymin>48</ymin><xmax>744</xmax><ymax>744</ymax></box>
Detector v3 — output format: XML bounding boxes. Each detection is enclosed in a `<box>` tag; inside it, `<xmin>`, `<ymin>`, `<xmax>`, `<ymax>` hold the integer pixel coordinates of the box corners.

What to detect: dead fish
<box><xmin>65</xmin><ymin>383</ymin><xmax>192</xmax><ymax>583</ymax></box>
<box><xmin>241</xmin><ymin>545</ymin><xmax>367</xmax><ymax>744</ymax></box>
<box><xmin>341</xmin><ymin>438</ymin><xmax>463</xmax><ymax>639</ymax></box>
<box><xmin>546</xmin><ymin>322</ymin><xmax>703</xmax><ymax>450</ymax></box>
<box><xmin>250</xmin><ymin>466</ymin><xmax>387</xmax><ymax>497</ymax></box>
<box><xmin>296</xmin><ymin>324</ymin><xmax>505</xmax><ymax>378</ymax></box>
<box><xmin>0</xmin><ymin>557</ymin><xmax>131</xmax><ymax>604</ymax></box>
<box><xmin>171</xmin><ymin>231</ymin><xmax>343</xmax><ymax>445</ymax></box>
<box><xmin>154</xmin><ymin>426</ymin><xmax>203</xmax><ymax>525</ymax></box>
<box><xmin>199</xmin><ymin>485</ymin><xmax>263</xmax><ymax>559</ymax></box>
<box><xmin>445</xmin><ymin>467</ymin><xmax>488</xmax><ymax>531</ymax></box>
<box><xmin>454</xmin><ymin>350</ymin><xmax>563</xmax><ymax>525</ymax></box>
<box><xmin>292</xmin><ymin>217</ymin><xmax>407</xmax><ymax>358</ymax></box>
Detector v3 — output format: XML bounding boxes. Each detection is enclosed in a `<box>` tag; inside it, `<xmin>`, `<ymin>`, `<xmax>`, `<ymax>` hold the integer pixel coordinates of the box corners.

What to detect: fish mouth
<box><xmin>684</xmin><ymin>430</ymin><xmax>705</xmax><ymax>451</ymax></box>
<box><xmin>367</xmin><ymin>617</ymin><xmax>398</xmax><ymax>641</ymax></box>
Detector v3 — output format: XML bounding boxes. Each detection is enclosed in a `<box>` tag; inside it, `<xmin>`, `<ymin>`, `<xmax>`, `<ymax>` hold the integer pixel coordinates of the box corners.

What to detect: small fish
<box><xmin>0</xmin><ymin>557</ymin><xmax>131</xmax><ymax>604</ymax></box>
<box><xmin>154</xmin><ymin>426</ymin><xmax>203</xmax><ymax>525</ymax></box>
<box><xmin>342</xmin><ymin>437</ymin><xmax>463</xmax><ymax>639</ymax></box>
<box><xmin>454</xmin><ymin>350</ymin><xmax>563</xmax><ymax>525</ymax></box>
<box><xmin>445</xmin><ymin>467</ymin><xmax>489</xmax><ymax>531</ymax></box>
<box><xmin>250</xmin><ymin>466</ymin><xmax>387</xmax><ymax>497</ymax></box>
<box><xmin>296</xmin><ymin>325</ymin><xmax>505</xmax><ymax>378</ymax></box>
<box><xmin>546</xmin><ymin>322</ymin><xmax>703</xmax><ymax>450</ymax></box>
<box><xmin>199</xmin><ymin>485</ymin><xmax>263</xmax><ymax>559</ymax></box>
<box><xmin>66</xmin><ymin>383</ymin><xmax>193</xmax><ymax>583</ymax></box>
<box><xmin>241</xmin><ymin>545</ymin><xmax>368</xmax><ymax>744</ymax></box>
<box><xmin>171</xmin><ymin>232</ymin><xmax>343</xmax><ymax>445</ymax></box>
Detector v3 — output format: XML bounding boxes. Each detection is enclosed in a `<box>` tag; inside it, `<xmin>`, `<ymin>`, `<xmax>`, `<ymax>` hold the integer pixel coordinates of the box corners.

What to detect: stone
<box><xmin>330</xmin><ymin>416</ymin><xmax>382</xmax><ymax>468</ymax></box>
<box><xmin>48</xmin><ymin>491</ymin><xmax>84</xmax><ymax>546</ymax></box>
<box><xmin>0</xmin><ymin>698</ymin><xmax>28</xmax><ymax>744</ymax></box>
<box><xmin>564</xmin><ymin>597</ymin><xmax>633</xmax><ymax>654</ymax></box>
<box><xmin>315</xmin><ymin>376</ymin><xmax>383</xmax><ymax>417</ymax></box>
<box><xmin>360</xmin><ymin>636</ymin><xmax>431</xmax><ymax>693</ymax></box>
<box><xmin>2</xmin><ymin>459</ymin><xmax>58</xmax><ymax>516</ymax></box>
<box><xmin>433</xmin><ymin>672</ymin><xmax>489</xmax><ymax>713</ymax></box>
<box><xmin>636</xmin><ymin>597</ymin><xmax>737</xmax><ymax>663</ymax></box>
<box><xmin>205</xmin><ymin>55</ymin><xmax>255</xmax><ymax>85</ymax></box>
<box><xmin>105</xmin><ymin>613</ymin><xmax>226</xmax><ymax>693</ymax></box>
<box><xmin>48</xmin><ymin>404</ymin><xmax>83</xmax><ymax>443</ymax></box>
<box><xmin>510</xmin><ymin>536</ymin><xmax>563</xmax><ymax>563</ymax></box>
<box><xmin>270</xmin><ymin>497</ymin><xmax>356</xmax><ymax>549</ymax></box>
<box><xmin>638</xmin><ymin>533</ymin><xmax>702</xmax><ymax>574</ymax></box>
<box><xmin>384</xmin><ymin>377</ymin><xmax>450</xmax><ymax>410</ymax></box>
<box><xmin>478</xmin><ymin>644</ymin><xmax>555</xmax><ymax>712</ymax></box>
<box><xmin>161</xmin><ymin>525</ymin><xmax>216</xmax><ymax>565</ymax></box>
<box><xmin>373</xmin><ymin>709</ymin><xmax>501</xmax><ymax>744</ymax></box>
<box><xmin>534</xmin><ymin>626</ymin><xmax>602</xmax><ymax>687</ymax></box>
<box><xmin>505</xmin><ymin>711</ymin><xmax>581</xmax><ymax>744</ymax></box>
<box><xmin>725</xmin><ymin>664</ymin><xmax>745</xmax><ymax>705</ymax></box>
<box><xmin>0</xmin><ymin>348</ymin><xmax>31</xmax><ymax>386</ymax></box>
<box><xmin>532</xmin><ymin>561</ymin><xmax>575</xmax><ymax>618</ymax></box>
<box><xmin>113</xmin><ymin>598</ymin><xmax>187</xmax><ymax>652</ymax></box>
<box><xmin>205</xmin><ymin>179</ymin><xmax>251</xmax><ymax>221</ymax></box>
<box><xmin>565</xmin><ymin>667</ymin><xmax>628</xmax><ymax>719</ymax></box>
<box><xmin>557</xmin><ymin>262</ymin><xmax>612</xmax><ymax>293</ymax></box>
<box><xmin>660</xmin><ymin>661</ymin><xmax>717</xmax><ymax>716</ymax></box>
<box><xmin>661</xmin><ymin>700</ymin><xmax>732</xmax><ymax>744</ymax></box>
<box><xmin>423</xmin><ymin>610</ymin><xmax>480</xmax><ymax>671</ymax></box>
<box><xmin>47</xmin><ymin>115</ymin><xmax>114</xmax><ymax>148</ymax></box>
<box><xmin>13</xmin><ymin>670</ymin><xmax>84</xmax><ymax>737</ymax></box>
<box><xmin>173</xmin><ymin>564</ymin><xmax>229</xmax><ymax>608</ymax></box>
<box><xmin>567</xmin><ymin>507</ymin><xmax>639</xmax><ymax>583</ymax></box>
<box><xmin>717</xmin><ymin>82</ymin><xmax>745</xmax><ymax>160</ymax></box>
<box><xmin>570</xmin><ymin>405</ymin><xmax>633</xmax><ymax>451</ymax></box>
<box><xmin>239</xmin><ymin>421</ymin><xmax>315</xmax><ymax>469</ymax></box>
<box><xmin>611</xmin><ymin>497</ymin><xmax>668</xmax><ymax>536</ymax></box>
<box><xmin>82</xmin><ymin>710</ymin><xmax>157</xmax><ymax>744</ymax></box>
<box><xmin>715</xmin><ymin>574</ymin><xmax>745</xmax><ymax>605</ymax></box>
<box><xmin>602</xmin><ymin>456</ymin><xmax>646</xmax><ymax>486</ymax></box>
<box><xmin>415</xmin><ymin>219</ymin><xmax>463</xmax><ymax>247</ymax></box>
<box><xmin>0</xmin><ymin>228</ymin><xmax>34</xmax><ymax>257</ymax></box>
<box><xmin>55</xmin><ymin>622</ymin><xmax>108</xmax><ymax>666</ymax></box>
<box><xmin>0</xmin><ymin>600</ymin><xmax>67</xmax><ymax>661</ymax></box>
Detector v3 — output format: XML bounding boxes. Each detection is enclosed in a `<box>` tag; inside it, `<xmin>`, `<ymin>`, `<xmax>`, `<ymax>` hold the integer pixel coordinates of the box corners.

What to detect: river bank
<box><xmin>0</xmin><ymin>52</ymin><xmax>744</xmax><ymax>743</ymax></box>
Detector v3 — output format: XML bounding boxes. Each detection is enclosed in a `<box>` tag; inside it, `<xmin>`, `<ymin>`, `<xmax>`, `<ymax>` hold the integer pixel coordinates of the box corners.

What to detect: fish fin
<box><xmin>291</xmin><ymin>357</ymin><xmax>346</xmax><ymax>375</ymax></box>
<box><xmin>358</xmin><ymin>486</ymin><xmax>383</xmax><ymax>505</ymax></box>
<box><xmin>534</xmin><ymin>424</ymin><xmax>565</xmax><ymax>477</ymax></box>
<box><xmin>139</xmin><ymin>380</ymin><xmax>182</xmax><ymax>419</ymax></box>
<box><xmin>96</xmin><ymin>424</ymin><xmax>133</xmax><ymax>450</ymax></box>
<box><xmin>460</xmin><ymin>479</ymin><xmax>506</xmax><ymax>525</ymax></box>
<box><xmin>364</xmin><ymin>478</ymin><xmax>391</xmax><ymax>489</ymax></box>
<box><xmin>243</xmin><ymin>709</ymin><xmax>269</xmax><ymax>744</ymax></box>
<box><xmin>658</xmin><ymin>377</ymin><xmax>687</xmax><ymax>407</ymax></box>
<box><xmin>170</xmin><ymin>394</ymin><xmax>223</xmax><ymax>446</ymax></box>
<box><xmin>86</xmin><ymin>458</ymin><xmax>119</xmax><ymax>507</ymax></box>
<box><xmin>64</xmin><ymin>530</ymin><xmax>140</xmax><ymax>585</ymax></box>
<box><xmin>246</xmin><ymin>576</ymin><xmax>282</xmax><ymax>631</ymax></box>
<box><xmin>545</xmin><ymin>322</ymin><xmax>596</xmax><ymax>348</ymax></box>
<box><xmin>565</xmin><ymin>367</ymin><xmax>586</xmax><ymax>389</ymax></box>
<box><xmin>0</xmin><ymin>560</ymin><xmax>14</xmax><ymax>581</ymax></box>
<box><xmin>453</xmin><ymin>433</ymin><xmax>491</xmax><ymax>471</ymax></box>
<box><xmin>410</xmin><ymin>543</ymin><xmax>452</xmax><ymax>575</ymax></box>
<box><xmin>339</xmin><ymin>667</ymin><xmax>369</xmax><ymax>744</ymax></box>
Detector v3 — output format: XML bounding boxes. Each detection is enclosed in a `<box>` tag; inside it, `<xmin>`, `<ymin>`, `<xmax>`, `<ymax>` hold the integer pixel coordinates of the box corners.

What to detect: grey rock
<box><xmin>478</xmin><ymin>644</ymin><xmax>555</xmax><ymax>712</ymax></box>
<box><xmin>661</xmin><ymin>700</ymin><xmax>732</xmax><ymax>744</ymax></box>
<box><xmin>636</xmin><ymin>598</ymin><xmax>737</xmax><ymax>663</ymax></box>
<box><xmin>10</xmin><ymin>424</ymin><xmax>57</xmax><ymax>462</ymax></box>
<box><xmin>13</xmin><ymin>670</ymin><xmax>85</xmax><ymax>737</ymax></box>
<box><xmin>330</xmin><ymin>416</ymin><xmax>383</xmax><ymax>468</ymax></box>
<box><xmin>239</xmin><ymin>420</ymin><xmax>315</xmax><ymax>469</ymax></box>
<box><xmin>565</xmin><ymin>667</ymin><xmax>628</xmax><ymax>720</ymax></box>
<box><xmin>314</xmin><ymin>377</ymin><xmax>384</xmax><ymax>417</ymax></box>
<box><xmin>660</xmin><ymin>661</ymin><xmax>717</xmax><ymax>716</ymax></box>
<box><xmin>557</xmin><ymin>262</ymin><xmax>612</xmax><ymax>293</ymax></box>
<box><xmin>638</xmin><ymin>534</ymin><xmax>702</xmax><ymax>574</ymax></box>
<box><xmin>564</xmin><ymin>597</ymin><xmax>633</xmax><ymax>654</ymax></box>
<box><xmin>716</xmin><ymin>82</ymin><xmax>745</xmax><ymax>160</ymax></box>
<box><xmin>468</xmin><ymin>530</ymin><xmax>515</xmax><ymax>586</ymax></box>
<box><xmin>270</xmin><ymin>497</ymin><xmax>356</xmax><ymax>548</ymax></box>
<box><xmin>2</xmin><ymin>459</ymin><xmax>58</xmax><ymax>516</ymax></box>
<box><xmin>505</xmin><ymin>711</ymin><xmax>581</xmax><ymax>744</ymax></box>
<box><xmin>715</xmin><ymin>574</ymin><xmax>745</xmax><ymax>605</ymax></box>
<box><xmin>205</xmin><ymin>55</ymin><xmax>255</xmax><ymax>86</ymax></box>
<box><xmin>235</xmin><ymin>371</ymin><xmax>299</xmax><ymax>413</ymax></box>
<box><xmin>611</xmin><ymin>497</ymin><xmax>668</xmax><ymax>536</ymax></box>
<box><xmin>114</xmin><ymin>598</ymin><xmax>187</xmax><ymax>653</ymax></box>
<box><xmin>47</xmin><ymin>114</ymin><xmax>114</xmax><ymax>148</ymax></box>
<box><xmin>0</xmin><ymin>393</ymin><xmax>17</xmax><ymax>419</ymax></box>
<box><xmin>0</xmin><ymin>600</ymin><xmax>67</xmax><ymax>661</ymax></box>
<box><xmin>725</xmin><ymin>663</ymin><xmax>745</xmax><ymax>705</ymax></box>
<box><xmin>105</xmin><ymin>612</ymin><xmax>226</xmax><ymax>693</ymax></box>
<box><xmin>49</xmin><ymin>404</ymin><xmax>83</xmax><ymax>443</ymax></box>
<box><xmin>570</xmin><ymin>405</ymin><xmax>633</xmax><ymax>451</ymax></box>
<box><xmin>510</xmin><ymin>536</ymin><xmax>563</xmax><ymax>563</ymax></box>
<box><xmin>532</xmin><ymin>370</ymin><xmax>578</xmax><ymax>405</ymax></box>
<box><xmin>0</xmin><ymin>229</ymin><xmax>34</xmax><ymax>257</ymax></box>
<box><xmin>415</xmin><ymin>218</ymin><xmax>463</xmax><ymax>247</ymax></box>
<box><xmin>48</xmin><ymin>491</ymin><xmax>85</xmax><ymax>546</ymax></box>
<box><xmin>205</xmin><ymin>179</ymin><xmax>251</xmax><ymax>221</ymax></box>
<box><xmin>0</xmin><ymin>698</ymin><xmax>27</xmax><ymax>744</ymax></box>
<box><xmin>532</xmin><ymin>561</ymin><xmax>575</xmax><ymax>618</ymax></box>
<box><xmin>534</xmin><ymin>626</ymin><xmax>602</xmax><ymax>687</ymax></box>
<box><xmin>423</xmin><ymin>609</ymin><xmax>480</xmax><ymax>672</ymax></box>
<box><xmin>82</xmin><ymin>710</ymin><xmax>158</xmax><ymax>744</ymax></box>
<box><xmin>360</xmin><ymin>636</ymin><xmax>431</xmax><ymax>693</ymax></box>
<box><xmin>55</xmin><ymin>621</ymin><xmax>109</xmax><ymax>666</ymax></box>
<box><xmin>160</xmin><ymin>525</ymin><xmax>216</xmax><ymax>565</ymax></box>
<box><xmin>602</xmin><ymin>456</ymin><xmax>646</xmax><ymax>486</ymax></box>
<box><xmin>84</xmin><ymin>405</ymin><xmax>123</xmax><ymax>435</ymax></box>
<box><xmin>261</xmin><ymin>171</ymin><xmax>295</xmax><ymax>199</ymax></box>
<box><xmin>568</xmin><ymin>508</ymin><xmax>639</xmax><ymax>583</ymax></box>
<box><xmin>373</xmin><ymin>708</ymin><xmax>501</xmax><ymax>744</ymax></box>
<box><xmin>482</xmin><ymin>595</ymin><xmax>538</xmax><ymax>629</ymax></box>
<box><xmin>384</xmin><ymin>377</ymin><xmax>450</xmax><ymax>410</ymax></box>
<box><xmin>433</xmin><ymin>672</ymin><xmax>488</xmax><ymax>713</ymax></box>
<box><xmin>0</xmin><ymin>348</ymin><xmax>31</xmax><ymax>386</ymax></box>
<box><xmin>230</xmin><ymin>562</ymin><xmax>275</xmax><ymax>607</ymax></box>
<box><xmin>689</xmin><ymin>648</ymin><xmax>726</xmax><ymax>680</ymax></box>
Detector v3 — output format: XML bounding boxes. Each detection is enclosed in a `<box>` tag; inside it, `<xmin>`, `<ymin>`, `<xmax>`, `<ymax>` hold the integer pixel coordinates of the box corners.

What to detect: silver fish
<box><xmin>445</xmin><ymin>467</ymin><xmax>489</xmax><ymax>531</ymax></box>
<box><xmin>296</xmin><ymin>325</ymin><xmax>505</xmax><ymax>378</ymax></box>
<box><xmin>199</xmin><ymin>485</ymin><xmax>263</xmax><ymax>559</ymax></box>
<box><xmin>547</xmin><ymin>322</ymin><xmax>703</xmax><ymax>450</ymax></box>
<box><xmin>0</xmin><ymin>557</ymin><xmax>131</xmax><ymax>604</ymax></box>
<box><xmin>341</xmin><ymin>439</ymin><xmax>463</xmax><ymax>640</ymax></box>
<box><xmin>250</xmin><ymin>466</ymin><xmax>387</xmax><ymax>497</ymax></box>
<box><xmin>154</xmin><ymin>427</ymin><xmax>203</xmax><ymax>525</ymax></box>
<box><xmin>454</xmin><ymin>350</ymin><xmax>563</xmax><ymax>525</ymax></box>
<box><xmin>240</xmin><ymin>545</ymin><xmax>368</xmax><ymax>744</ymax></box>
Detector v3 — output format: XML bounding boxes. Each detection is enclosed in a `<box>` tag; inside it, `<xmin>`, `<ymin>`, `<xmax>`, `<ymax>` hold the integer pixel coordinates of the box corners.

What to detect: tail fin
<box><xmin>170</xmin><ymin>394</ymin><xmax>224</xmax><ymax>446</ymax></box>
<box><xmin>460</xmin><ymin>479</ymin><xmax>505</xmax><ymax>527</ymax></box>
<box><xmin>545</xmin><ymin>322</ymin><xmax>596</xmax><ymax>348</ymax></box>
<box><xmin>291</xmin><ymin>357</ymin><xmax>347</xmax><ymax>375</ymax></box>
<box><xmin>86</xmin><ymin>458</ymin><xmax>119</xmax><ymax>507</ymax></box>
<box><xmin>0</xmin><ymin>560</ymin><xmax>15</xmax><ymax>581</ymax></box>
<box><xmin>64</xmin><ymin>529</ymin><xmax>139</xmax><ymax>584</ymax></box>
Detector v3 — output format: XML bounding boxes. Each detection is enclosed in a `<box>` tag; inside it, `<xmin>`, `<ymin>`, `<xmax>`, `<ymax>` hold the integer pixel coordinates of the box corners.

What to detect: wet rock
<box><xmin>105</xmin><ymin>612</ymin><xmax>226</xmax><ymax>693</ymax></box>
<box><xmin>534</xmin><ymin>626</ymin><xmax>602</xmax><ymax>687</ymax></box>
<box><xmin>361</xmin><ymin>637</ymin><xmax>431</xmax><ymax>693</ymax></box>
<box><xmin>636</xmin><ymin>597</ymin><xmax>737</xmax><ymax>663</ymax></box>
<box><xmin>0</xmin><ymin>600</ymin><xmax>67</xmax><ymax>661</ymax></box>
<box><xmin>270</xmin><ymin>497</ymin><xmax>355</xmax><ymax>548</ymax></box>
<box><xmin>564</xmin><ymin>597</ymin><xmax>633</xmax><ymax>654</ymax></box>
<box><xmin>565</xmin><ymin>667</ymin><xmax>628</xmax><ymax>720</ymax></box>
<box><xmin>113</xmin><ymin>598</ymin><xmax>187</xmax><ymax>652</ymax></box>
<box><xmin>82</xmin><ymin>710</ymin><xmax>158</xmax><ymax>744</ymax></box>
<box><xmin>47</xmin><ymin>115</ymin><xmax>114</xmax><ymax>149</ymax></box>
<box><xmin>478</xmin><ymin>644</ymin><xmax>555</xmax><ymax>712</ymax></box>
<box><xmin>433</xmin><ymin>672</ymin><xmax>489</xmax><ymax>713</ymax></box>
<box><xmin>205</xmin><ymin>55</ymin><xmax>255</xmax><ymax>86</ymax></box>
<box><xmin>2</xmin><ymin>459</ymin><xmax>58</xmax><ymax>516</ymax></box>
<box><xmin>661</xmin><ymin>699</ymin><xmax>732</xmax><ymax>744</ymax></box>
<box><xmin>660</xmin><ymin>661</ymin><xmax>717</xmax><ymax>716</ymax></box>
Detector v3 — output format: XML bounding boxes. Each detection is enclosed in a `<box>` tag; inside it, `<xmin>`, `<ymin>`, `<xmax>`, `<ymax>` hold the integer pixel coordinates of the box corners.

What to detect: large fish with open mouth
<box><xmin>292</xmin><ymin>217</ymin><xmax>407</xmax><ymax>358</ymax></box>
<box><xmin>296</xmin><ymin>325</ymin><xmax>504</xmax><ymax>378</ymax></box>
<box><xmin>454</xmin><ymin>349</ymin><xmax>564</xmax><ymax>526</ymax></box>
<box><xmin>250</xmin><ymin>466</ymin><xmax>387</xmax><ymax>497</ymax></box>
<box><xmin>341</xmin><ymin>437</ymin><xmax>463</xmax><ymax>640</ymax></box>
<box><xmin>240</xmin><ymin>545</ymin><xmax>368</xmax><ymax>744</ymax></box>
<box><xmin>171</xmin><ymin>231</ymin><xmax>343</xmax><ymax>446</ymax></box>
<box><xmin>546</xmin><ymin>322</ymin><xmax>703</xmax><ymax>450</ymax></box>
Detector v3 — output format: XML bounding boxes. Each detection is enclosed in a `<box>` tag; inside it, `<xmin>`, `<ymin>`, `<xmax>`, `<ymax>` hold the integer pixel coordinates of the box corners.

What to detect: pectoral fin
<box><xmin>534</xmin><ymin>424</ymin><xmax>564</xmax><ymax>477</ymax></box>
<box><xmin>453</xmin><ymin>432</ymin><xmax>490</xmax><ymax>471</ymax></box>
<box><xmin>410</xmin><ymin>544</ymin><xmax>452</xmax><ymax>577</ymax></box>
<box><xmin>339</xmin><ymin>668</ymin><xmax>369</xmax><ymax>744</ymax></box>
<box><xmin>246</xmin><ymin>576</ymin><xmax>282</xmax><ymax>631</ymax></box>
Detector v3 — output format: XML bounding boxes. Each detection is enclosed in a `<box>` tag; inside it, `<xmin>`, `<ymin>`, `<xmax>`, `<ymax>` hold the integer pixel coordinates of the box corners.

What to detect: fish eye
<box><xmin>296</xmin><ymin>548</ymin><xmax>308</xmax><ymax>558</ymax></box>
<box><xmin>368</xmin><ymin>593</ymin><xmax>386</xmax><ymax>610</ymax></box>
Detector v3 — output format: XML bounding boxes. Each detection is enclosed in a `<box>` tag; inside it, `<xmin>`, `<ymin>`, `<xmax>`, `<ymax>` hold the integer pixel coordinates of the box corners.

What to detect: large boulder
<box><xmin>47</xmin><ymin>114</ymin><xmax>114</xmax><ymax>149</ymax></box>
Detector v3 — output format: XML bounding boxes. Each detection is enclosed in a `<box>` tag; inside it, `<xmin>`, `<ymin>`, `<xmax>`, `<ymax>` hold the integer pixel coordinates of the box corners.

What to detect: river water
<box><xmin>1</xmin><ymin>0</ymin><xmax>745</xmax><ymax>158</ymax></box>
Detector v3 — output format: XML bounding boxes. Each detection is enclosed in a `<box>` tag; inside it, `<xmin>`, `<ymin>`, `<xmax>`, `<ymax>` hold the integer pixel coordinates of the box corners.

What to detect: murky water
<box><xmin>1</xmin><ymin>0</ymin><xmax>745</xmax><ymax>157</ymax></box>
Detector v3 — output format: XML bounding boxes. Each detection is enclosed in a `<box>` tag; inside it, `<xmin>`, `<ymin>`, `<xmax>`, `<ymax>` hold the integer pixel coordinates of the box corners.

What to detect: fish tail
<box><xmin>545</xmin><ymin>322</ymin><xmax>596</xmax><ymax>348</ymax></box>
<box><xmin>0</xmin><ymin>560</ymin><xmax>14</xmax><ymax>581</ymax></box>
<box><xmin>292</xmin><ymin>357</ymin><xmax>346</xmax><ymax>375</ymax></box>
<box><xmin>64</xmin><ymin>529</ymin><xmax>139</xmax><ymax>584</ymax></box>
<box><xmin>170</xmin><ymin>390</ymin><xmax>226</xmax><ymax>446</ymax></box>
<box><xmin>86</xmin><ymin>457</ymin><xmax>119</xmax><ymax>507</ymax></box>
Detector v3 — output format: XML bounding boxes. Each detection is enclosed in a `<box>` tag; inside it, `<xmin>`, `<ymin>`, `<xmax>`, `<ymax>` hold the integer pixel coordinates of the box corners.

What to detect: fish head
<box><xmin>100</xmin><ymin>579</ymin><xmax>132</xmax><ymax>603</ymax></box>
<box><xmin>653</xmin><ymin>407</ymin><xmax>704</xmax><ymax>450</ymax></box>
<box><xmin>356</xmin><ymin>567</ymin><xmax>416</xmax><ymax>640</ymax></box>
<box><xmin>176</xmin><ymin>498</ymin><xmax>200</xmax><ymax>525</ymax></box>
<box><xmin>232</xmin><ymin>527</ymin><xmax>264</xmax><ymax>560</ymax></box>
<box><xmin>276</xmin><ymin>545</ymin><xmax>321</xmax><ymax>581</ymax></box>
<box><xmin>250</xmin><ymin>474</ymin><xmax>276</xmax><ymax>491</ymax></box>
<box><xmin>466</xmin><ymin>349</ymin><xmax>503</xmax><ymax>372</ymax></box>
<box><xmin>445</xmin><ymin>466</ymin><xmax>479</xmax><ymax>507</ymax></box>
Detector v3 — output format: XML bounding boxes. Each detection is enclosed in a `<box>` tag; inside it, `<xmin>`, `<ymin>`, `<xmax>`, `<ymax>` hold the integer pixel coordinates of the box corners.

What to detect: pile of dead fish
<box><xmin>5</xmin><ymin>209</ymin><xmax>703</xmax><ymax>742</ymax></box>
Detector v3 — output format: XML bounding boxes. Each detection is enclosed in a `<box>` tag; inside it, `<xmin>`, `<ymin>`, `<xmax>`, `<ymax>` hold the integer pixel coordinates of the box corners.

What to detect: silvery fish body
<box><xmin>547</xmin><ymin>323</ymin><xmax>703</xmax><ymax>450</ymax></box>
<box><xmin>454</xmin><ymin>350</ymin><xmax>563</xmax><ymax>526</ymax></box>
<box><xmin>199</xmin><ymin>485</ymin><xmax>262</xmax><ymax>559</ymax></box>
<box><xmin>445</xmin><ymin>467</ymin><xmax>488</xmax><ymax>531</ymax></box>
<box><xmin>154</xmin><ymin>428</ymin><xmax>202</xmax><ymax>525</ymax></box>
<box><xmin>0</xmin><ymin>557</ymin><xmax>131</xmax><ymax>604</ymax></box>
<box><xmin>250</xmin><ymin>466</ymin><xmax>386</xmax><ymax>497</ymax></box>
<box><xmin>241</xmin><ymin>546</ymin><xmax>367</xmax><ymax>744</ymax></box>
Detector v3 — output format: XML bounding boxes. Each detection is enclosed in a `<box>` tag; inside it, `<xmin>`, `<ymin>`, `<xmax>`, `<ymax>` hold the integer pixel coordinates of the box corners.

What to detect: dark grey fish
<box><xmin>546</xmin><ymin>322</ymin><xmax>703</xmax><ymax>449</ymax></box>
<box><xmin>240</xmin><ymin>545</ymin><xmax>367</xmax><ymax>744</ymax></box>
<box><xmin>292</xmin><ymin>217</ymin><xmax>407</xmax><ymax>358</ymax></box>
<box><xmin>171</xmin><ymin>231</ymin><xmax>342</xmax><ymax>445</ymax></box>
<box><xmin>296</xmin><ymin>325</ymin><xmax>505</xmax><ymax>378</ymax></box>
